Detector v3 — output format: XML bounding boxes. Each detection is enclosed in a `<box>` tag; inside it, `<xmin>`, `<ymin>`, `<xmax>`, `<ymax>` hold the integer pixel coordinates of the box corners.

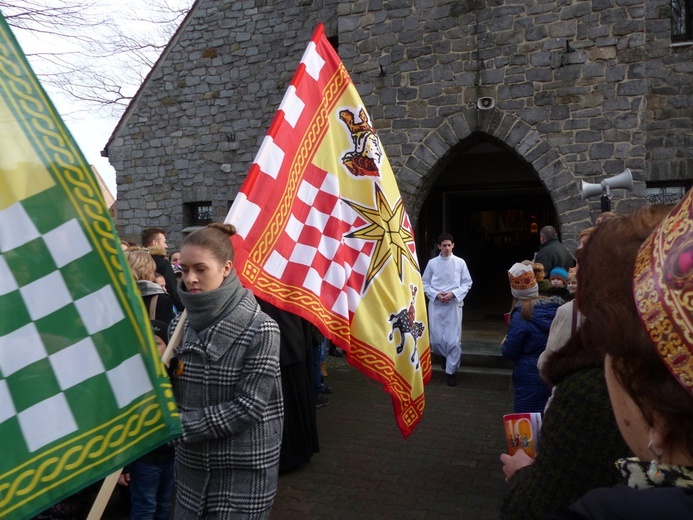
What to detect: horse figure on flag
<box><xmin>388</xmin><ymin>285</ymin><xmax>425</xmax><ymax>369</ymax></box>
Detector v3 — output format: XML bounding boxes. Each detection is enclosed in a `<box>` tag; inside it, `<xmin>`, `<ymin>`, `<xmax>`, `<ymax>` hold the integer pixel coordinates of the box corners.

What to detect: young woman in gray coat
<box><xmin>170</xmin><ymin>223</ymin><xmax>284</xmax><ymax>519</ymax></box>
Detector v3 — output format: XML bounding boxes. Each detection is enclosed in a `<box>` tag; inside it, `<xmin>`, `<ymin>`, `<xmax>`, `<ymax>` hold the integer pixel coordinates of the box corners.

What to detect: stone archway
<box><xmin>397</xmin><ymin>106</ymin><xmax>589</xmax><ymax>251</ymax></box>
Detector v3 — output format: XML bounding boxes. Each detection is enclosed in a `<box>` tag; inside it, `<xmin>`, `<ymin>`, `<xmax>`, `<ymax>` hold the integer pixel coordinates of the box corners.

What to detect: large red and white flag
<box><xmin>225</xmin><ymin>24</ymin><xmax>430</xmax><ymax>437</ymax></box>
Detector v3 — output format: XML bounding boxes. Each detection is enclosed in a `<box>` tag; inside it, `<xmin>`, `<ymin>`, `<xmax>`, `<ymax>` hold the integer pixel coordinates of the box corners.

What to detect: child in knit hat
<box><xmin>548</xmin><ymin>267</ymin><xmax>571</xmax><ymax>301</ymax></box>
<box><xmin>549</xmin><ymin>267</ymin><xmax>568</xmax><ymax>288</ymax></box>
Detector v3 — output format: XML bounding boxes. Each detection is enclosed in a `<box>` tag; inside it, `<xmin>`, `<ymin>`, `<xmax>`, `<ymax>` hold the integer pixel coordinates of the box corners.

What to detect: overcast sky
<box><xmin>8</xmin><ymin>1</ymin><xmax>194</xmax><ymax>197</ymax></box>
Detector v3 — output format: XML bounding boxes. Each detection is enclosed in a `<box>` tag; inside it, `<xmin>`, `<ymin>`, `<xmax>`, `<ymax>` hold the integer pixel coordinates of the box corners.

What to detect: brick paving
<box><xmin>103</xmin><ymin>325</ymin><xmax>513</xmax><ymax>520</ymax></box>
<box><xmin>271</xmin><ymin>355</ymin><xmax>513</xmax><ymax>519</ymax></box>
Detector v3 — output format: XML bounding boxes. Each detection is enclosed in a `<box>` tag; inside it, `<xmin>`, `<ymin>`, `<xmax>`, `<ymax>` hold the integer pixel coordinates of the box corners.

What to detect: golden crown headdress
<box><xmin>633</xmin><ymin>192</ymin><xmax>693</xmax><ymax>394</ymax></box>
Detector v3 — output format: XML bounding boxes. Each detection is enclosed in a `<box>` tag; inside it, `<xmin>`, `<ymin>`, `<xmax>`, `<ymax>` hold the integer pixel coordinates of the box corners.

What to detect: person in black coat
<box><xmin>257</xmin><ymin>299</ymin><xmax>320</xmax><ymax>473</ymax></box>
<box><xmin>534</xmin><ymin>226</ymin><xmax>575</xmax><ymax>274</ymax></box>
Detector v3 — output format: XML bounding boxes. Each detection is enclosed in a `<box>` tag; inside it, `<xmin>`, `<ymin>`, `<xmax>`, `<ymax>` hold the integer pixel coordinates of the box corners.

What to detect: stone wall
<box><xmin>109</xmin><ymin>0</ymin><xmax>339</xmax><ymax>245</ymax></box>
<box><xmin>109</xmin><ymin>0</ymin><xmax>692</xmax><ymax>247</ymax></box>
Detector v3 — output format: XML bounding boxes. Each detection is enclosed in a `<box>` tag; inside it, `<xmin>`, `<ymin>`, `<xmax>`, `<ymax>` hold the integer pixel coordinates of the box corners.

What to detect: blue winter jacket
<box><xmin>502</xmin><ymin>297</ymin><xmax>563</xmax><ymax>413</ymax></box>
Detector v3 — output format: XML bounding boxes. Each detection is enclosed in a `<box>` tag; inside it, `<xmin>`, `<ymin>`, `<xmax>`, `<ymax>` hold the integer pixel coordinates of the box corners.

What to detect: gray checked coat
<box><xmin>170</xmin><ymin>284</ymin><xmax>284</xmax><ymax>519</ymax></box>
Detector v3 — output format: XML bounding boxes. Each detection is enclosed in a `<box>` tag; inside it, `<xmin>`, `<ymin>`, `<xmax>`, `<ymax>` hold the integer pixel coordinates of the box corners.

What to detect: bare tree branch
<box><xmin>4</xmin><ymin>0</ymin><xmax>194</xmax><ymax>116</ymax></box>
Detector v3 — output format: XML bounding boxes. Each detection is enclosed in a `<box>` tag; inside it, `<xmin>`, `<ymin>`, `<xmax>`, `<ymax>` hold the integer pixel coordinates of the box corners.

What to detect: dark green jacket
<box><xmin>501</xmin><ymin>366</ymin><xmax>630</xmax><ymax>520</ymax></box>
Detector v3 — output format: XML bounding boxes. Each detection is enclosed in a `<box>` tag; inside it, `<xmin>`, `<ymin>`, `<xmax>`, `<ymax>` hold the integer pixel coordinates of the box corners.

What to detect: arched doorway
<box><xmin>416</xmin><ymin>132</ymin><xmax>558</xmax><ymax>320</ymax></box>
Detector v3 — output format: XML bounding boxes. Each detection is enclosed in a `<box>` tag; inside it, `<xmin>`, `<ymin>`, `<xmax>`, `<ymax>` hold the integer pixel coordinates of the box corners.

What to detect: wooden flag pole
<box><xmin>162</xmin><ymin>309</ymin><xmax>187</xmax><ymax>367</ymax></box>
<box><xmin>86</xmin><ymin>469</ymin><xmax>122</xmax><ymax>520</ymax></box>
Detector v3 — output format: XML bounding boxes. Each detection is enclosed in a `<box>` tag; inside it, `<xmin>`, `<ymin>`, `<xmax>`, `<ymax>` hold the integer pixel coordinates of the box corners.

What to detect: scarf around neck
<box><xmin>617</xmin><ymin>457</ymin><xmax>693</xmax><ymax>490</ymax></box>
<box><xmin>178</xmin><ymin>273</ymin><xmax>245</xmax><ymax>332</ymax></box>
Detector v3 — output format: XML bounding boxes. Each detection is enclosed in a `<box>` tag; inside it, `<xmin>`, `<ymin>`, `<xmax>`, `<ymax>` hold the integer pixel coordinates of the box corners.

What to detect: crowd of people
<box><xmin>35</xmin><ymin>192</ymin><xmax>693</xmax><ymax>519</ymax></box>
<box><xmin>497</xmin><ymin>200</ymin><xmax>693</xmax><ymax>519</ymax></box>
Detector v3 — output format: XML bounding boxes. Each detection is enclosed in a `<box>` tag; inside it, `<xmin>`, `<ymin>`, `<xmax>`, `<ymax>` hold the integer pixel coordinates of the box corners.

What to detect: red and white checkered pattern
<box><xmin>263</xmin><ymin>168</ymin><xmax>373</xmax><ymax>319</ymax></box>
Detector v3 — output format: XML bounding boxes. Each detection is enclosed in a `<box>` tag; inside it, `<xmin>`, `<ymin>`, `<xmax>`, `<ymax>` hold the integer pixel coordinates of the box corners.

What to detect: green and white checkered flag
<box><xmin>0</xmin><ymin>13</ymin><xmax>181</xmax><ymax>520</ymax></box>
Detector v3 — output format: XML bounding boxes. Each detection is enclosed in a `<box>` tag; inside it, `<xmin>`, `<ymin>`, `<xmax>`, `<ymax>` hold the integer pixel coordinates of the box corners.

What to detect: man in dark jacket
<box><xmin>141</xmin><ymin>227</ymin><xmax>184</xmax><ymax>311</ymax></box>
<box><xmin>534</xmin><ymin>226</ymin><xmax>575</xmax><ymax>274</ymax></box>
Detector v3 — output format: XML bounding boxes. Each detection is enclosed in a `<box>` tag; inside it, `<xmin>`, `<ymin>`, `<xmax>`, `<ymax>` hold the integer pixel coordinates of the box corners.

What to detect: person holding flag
<box><xmin>168</xmin><ymin>223</ymin><xmax>284</xmax><ymax>519</ymax></box>
<box><xmin>225</xmin><ymin>24</ymin><xmax>431</xmax><ymax>438</ymax></box>
<box><xmin>0</xmin><ymin>13</ymin><xmax>180</xmax><ymax>520</ymax></box>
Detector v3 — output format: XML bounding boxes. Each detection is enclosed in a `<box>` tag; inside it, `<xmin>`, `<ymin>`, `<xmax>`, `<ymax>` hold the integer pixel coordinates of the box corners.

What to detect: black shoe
<box><xmin>315</xmin><ymin>395</ymin><xmax>330</xmax><ymax>408</ymax></box>
<box><xmin>321</xmin><ymin>382</ymin><xmax>333</xmax><ymax>394</ymax></box>
<box><xmin>329</xmin><ymin>345</ymin><xmax>344</xmax><ymax>357</ymax></box>
<box><xmin>446</xmin><ymin>374</ymin><xmax>457</xmax><ymax>387</ymax></box>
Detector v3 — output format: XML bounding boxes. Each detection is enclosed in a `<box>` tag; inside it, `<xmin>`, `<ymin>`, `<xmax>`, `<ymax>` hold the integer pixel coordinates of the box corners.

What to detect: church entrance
<box><xmin>415</xmin><ymin>132</ymin><xmax>558</xmax><ymax>322</ymax></box>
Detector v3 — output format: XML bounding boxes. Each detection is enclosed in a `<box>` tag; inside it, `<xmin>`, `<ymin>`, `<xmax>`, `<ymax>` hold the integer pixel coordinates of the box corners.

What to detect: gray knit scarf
<box><xmin>178</xmin><ymin>273</ymin><xmax>245</xmax><ymax>332</ymax></box>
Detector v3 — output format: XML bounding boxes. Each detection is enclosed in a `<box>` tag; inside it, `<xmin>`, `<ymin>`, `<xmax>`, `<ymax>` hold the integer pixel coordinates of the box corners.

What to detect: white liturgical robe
<box><xmin>422</xmin><ymin>253</ymin><xmax>473</xmax><ymax>374</ymax></box>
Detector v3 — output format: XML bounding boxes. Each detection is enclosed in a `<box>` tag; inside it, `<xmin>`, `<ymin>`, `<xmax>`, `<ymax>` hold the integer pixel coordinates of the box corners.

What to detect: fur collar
<box><xmin>148</xmin><ymin>245</ymin><xmax>167</xmax><ymax>257</ymax></box>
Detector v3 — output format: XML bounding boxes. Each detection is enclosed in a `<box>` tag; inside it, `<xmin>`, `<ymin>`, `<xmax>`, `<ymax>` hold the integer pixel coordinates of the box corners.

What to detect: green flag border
<box><xmin>0</xmin><ymin>13</ymin><xmax>181</xmax><ymax>520</ymax></box>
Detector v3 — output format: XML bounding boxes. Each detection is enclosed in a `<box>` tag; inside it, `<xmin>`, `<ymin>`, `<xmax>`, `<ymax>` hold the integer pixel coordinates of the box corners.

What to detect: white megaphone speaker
<box><xmin>603</xmin><ymin>168</ymin><xmax>633</xmax><ymax>192</ymax></box>
<box><xmin>580</xmin><ymin>180</ymin><xmax>604</xmax><ymax>201</ymax></box>
<box><xmin>580</xmin><ymin>168</ymin><xmax>634</xmax><ymax>211</ymax></box>
<box><xmin>477</xmin><ymin>97</ymin><xmax>496</xmax><ymax>110</ymax></box>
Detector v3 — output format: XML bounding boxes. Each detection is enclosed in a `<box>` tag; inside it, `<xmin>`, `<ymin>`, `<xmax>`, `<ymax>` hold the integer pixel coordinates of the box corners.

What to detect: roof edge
<box><xmin>102</xmin><ymin>0</ymin><xmax>202</xmax><ymax>157</ymax></box>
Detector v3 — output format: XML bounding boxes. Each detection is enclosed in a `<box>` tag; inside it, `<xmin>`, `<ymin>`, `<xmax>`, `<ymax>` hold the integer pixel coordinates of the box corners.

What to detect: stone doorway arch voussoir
<box><xmin>399</xmin><ymin>107</ymin><xmax>586</xmax><ymax>246</ymax></box>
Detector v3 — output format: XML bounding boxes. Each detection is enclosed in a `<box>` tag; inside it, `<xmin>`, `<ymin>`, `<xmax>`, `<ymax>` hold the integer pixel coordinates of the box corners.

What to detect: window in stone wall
<box><xmin>672</xmin><ymin>0</ymin><xmax>692</xmax><ymax>42</ymax></box>
<box><xmin>184</xmin><ymin>202</ymin><xmax>214</xmax><ymax>227</ymax></box>
<box><xmin>645</xmin><ymin>181</ymin><xmax>691</xmax><ymax>205</ymax></box>
<box><xmin>327</xmin><ymin>35</ymin><xmax>338</xmax><ymax>53</ymax></box>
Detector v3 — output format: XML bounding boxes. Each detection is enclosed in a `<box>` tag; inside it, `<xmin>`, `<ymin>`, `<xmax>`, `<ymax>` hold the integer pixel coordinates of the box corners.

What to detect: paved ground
<box><xmin>270</xmin><ymin>354</ymin><xmax>513</xmax><ymax>519</ymax></box>
<box><xmin>103</xmin><ymin>312</ymin><xmax>512</xmax><ymax>519</ymax></box>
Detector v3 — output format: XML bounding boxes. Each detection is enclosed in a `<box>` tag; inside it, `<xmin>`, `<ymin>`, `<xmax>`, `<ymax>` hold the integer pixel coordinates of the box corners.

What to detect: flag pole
<box><xmin>85</xmin><ymin>469</ymin><xmax>122</xmax><ymax>520</ymax></box>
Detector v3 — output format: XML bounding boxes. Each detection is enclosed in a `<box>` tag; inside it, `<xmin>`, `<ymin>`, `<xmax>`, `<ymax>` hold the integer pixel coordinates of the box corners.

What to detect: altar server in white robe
<box><xmin>422</xmin><ymin>232</ymin><xmax>473</xmax><ymax>386</ymax></box>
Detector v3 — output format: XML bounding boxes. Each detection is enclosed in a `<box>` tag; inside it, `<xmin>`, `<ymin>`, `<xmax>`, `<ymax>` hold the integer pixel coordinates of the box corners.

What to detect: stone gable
<box><xmin>108</xmin><ymin>0</ymin><xmax>692</xmax><ymax>248</ymax></box>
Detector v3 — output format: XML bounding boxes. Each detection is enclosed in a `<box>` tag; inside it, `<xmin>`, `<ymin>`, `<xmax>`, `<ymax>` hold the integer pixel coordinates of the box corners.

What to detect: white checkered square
<box><xmin>317</xmin><ymin>236</ymin><xmax>340</xmax><ymax>260</ymax></box>
<box><xmin>305</xmin><ymin>206</ymin><xmax>330</xmax><ymax>234</ymax></box>
<box><xmin>297</xmin><ymin>179</ymin><xmax>319</xmax><ymax>206</ymax></box>
<box><xmin>74</xmin><ymin>285</ymin><xmax>125</xmax><ymax>335</ymax></box>
<box><xmin>285</xmin><ymin>214</ymin><xmax>303</xmax><ymax>243</ymax></box>
<box><xmin>0</xmin><ymin>255</ymin><xmax>18</xmax><ymax>296</ymax></box>
<box><xmin>20</xmin><ymin>271</ymin><xmax>73</xmax><ymax>321</ymax></box>
<box><xmin>0</xmin><ymin>379</ymin><xmax>16</xmax><ymax>423</ymax></box>
<box><xmin>265</xmin><ymin>250</ymin><xmax>289</xmax><ymax>280</ymax></box>
<box><xmin>107</xmin><ymin>354</ymin><xmax>153</xmax><ymax>408</ymax></box>
<box><xmin>301</xmin><ymin>41</ymin><xmax>325</xmax><ymax>81</ymax></box>
<box><xmin>49</xmin><ymin>338</ymin><xmax>105</xmax><ymax>390</ymax></box>
<box><xmin>346</xmin><ymin>285</ymin><xmax>362</xmax><ymax>314</ymax></box>
<box><xmin>225</xmin><ymin>192</ymin><xmax>261</xmax><ymax>240</ymax></box>
<box><xmin>43</xmin><ymin>218</ymin><xmax>92</xmax><ymax>268</ymax></box>
<box><xmin>303</xmin><ymin>267</ymin><xmax>323</xmax><ymax>296</ymax></box>
<box><xmin>319</xmin><ymin>172</ymin><xmax>340</xmax><ymax>197</ymax></box>
<box><xmin>324</xmin><ymin>262</ymin><xmax>346</xmax><ymax>289</ymax></box>
<box><xmin>255</xmin><ymin>136</ymin><xmax>284</xmax><ymax>180</ymax></box>
<box><xmin>351</xmin><ymin>249</ymin><xmax>372</xmax><ymax>276</ymax></box>
<box><xmin>332</xmin><ymin>290</ymin><xmax>349</xmax><ymax>318</ymax></box>
<box><xmin>279</xmin><ymin>85</ymin><xmax>304</xmax><ymax>128</ymax></box>
<box><xmin>0</xmin><ymin>323</ymin><xmax>47</xmax><ymax>377</ymax></box>
<box><xmin>18</xmin><ymin>393</ymin><xmax>77</xmax><ymax>452</ymax></box>
<box><xmin>0</xmin><ymin>202</ymin><xmax>40</xmax><ymax>252</ymax></box>
<box><xmin>334</xmin><ymin>198</ymin><xmax>362</xmax><ymax>227</ymax></box>
<box><xmin>289</xmin><ymin>243</ymin><xmax>318</xmax><ymax>266</ymax></box>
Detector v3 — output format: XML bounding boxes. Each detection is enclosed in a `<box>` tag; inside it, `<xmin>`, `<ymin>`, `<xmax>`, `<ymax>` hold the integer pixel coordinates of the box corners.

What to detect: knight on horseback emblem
<box><xmin>388</xmin><ymin>285</ymin><xmax>425</xmax><ymax>369</ymax></box>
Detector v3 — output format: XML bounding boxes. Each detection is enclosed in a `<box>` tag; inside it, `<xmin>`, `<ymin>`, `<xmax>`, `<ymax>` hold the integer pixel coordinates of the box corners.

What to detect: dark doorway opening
<box><xmin>416</xmin><ymin>132</ymin><xmax>558</xmax><ymax>320</ymax></box>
